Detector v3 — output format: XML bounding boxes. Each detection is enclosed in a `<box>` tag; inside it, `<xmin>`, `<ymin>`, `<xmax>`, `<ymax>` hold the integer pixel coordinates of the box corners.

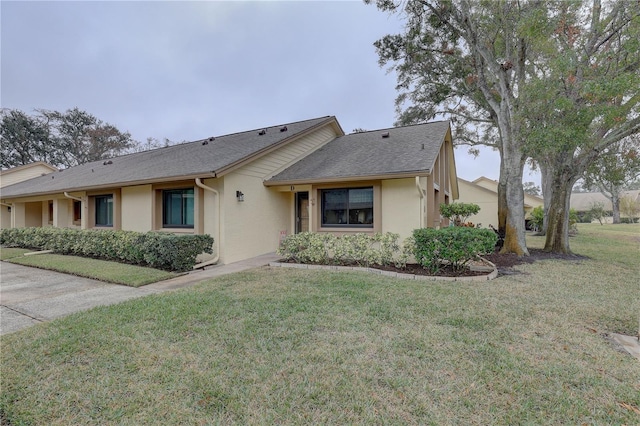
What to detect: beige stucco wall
<box><xmin>218</xmin><ymin>124</ymin><xmax>340</xmax><ymax>263</ymax></box>
<box><xmin>1</xmin><ymin>205</ymin><xmax>11</xmax><ymax>229</ymax></box>
<box><xmin>457</xmin><ymin>179</ymin><xmax>498</xmax><ymax>228</ymax></box>
<box><xmin>220</xmin><ymin>172</ymin><xmax>291</xmax><ymax>264</ymax></box>
<box><xmin>121</xmin><ymin>185</ymin><xmax>153</xmax><ymax>232</ymax></box>
<box><xmin>458</xmin><ymin>179</ymin><xmax>543</xmax><ymax>228</ymax></box>
<box><xmin>24</xmin><ymin>202</ymin><xmax>43</xmax><ymax>227</ymax></box>
<box><xmin>381</xmin><ymin>178</ymin><xmax>422</xmax><ymax>239</ymax></box>
<box><xmin>0</xmin><ymin>163</ymin><xmax>58</xmax><ymax>230</ymax></box>
<box><xmin>0</xmin><ymin>163</ymin><xmax>57</xmax><ymax>188</ymax></box>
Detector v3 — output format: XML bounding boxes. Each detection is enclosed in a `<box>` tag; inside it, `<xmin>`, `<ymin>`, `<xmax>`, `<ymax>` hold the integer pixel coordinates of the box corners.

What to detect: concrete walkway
<box><xmin>0</xmin><ymin>252</ymin><xmax>281</xmax><ymax>335</ymax></box>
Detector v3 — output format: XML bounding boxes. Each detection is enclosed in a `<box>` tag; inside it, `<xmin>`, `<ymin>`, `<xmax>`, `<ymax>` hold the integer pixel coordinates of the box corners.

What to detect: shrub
<box><xmin>588</xmin><ymin>201</ymin><xmax>606</xmax><ymax>225</ymax></box>
<box><xmin>0</xmin><ymin>227</ymin><xmax>213</xmax><ymax>272</ymax></box>
<box><xmin>412</xmin><ymin>227</ymin><xmax>497</xmax><ymax>273</ymax></box>
<box><xmin>529</xmin><ymin>206</ymin><xmax>544</xmax><ymax>231</ymax></box>
<box><xmin>277</xmin><ymin>232</ymin><xmax>332</xmax><ymax>264</ymax></box>
<box><xmin>277</xmin><ymin>232</ymin><xmax>401</xmax><ymax>267</ymax></box>
<box><xmin>620</xmin><ymin>217</ymin><xmax>639</xmax><ymax>223</ymax></box>
<box><xmin>439</xmin><ymin>202</ymin><xmax>481</xmax><ymax>226</ymax></box>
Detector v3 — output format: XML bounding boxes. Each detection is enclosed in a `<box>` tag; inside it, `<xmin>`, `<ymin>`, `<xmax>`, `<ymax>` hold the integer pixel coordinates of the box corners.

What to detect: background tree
<box><xmin>40</xmin><ymin>108</ymin><xmax>134</xmax><ymax>168</ymax></box>
<box><xmin>519</xmin><ymin>0</ymin><xmax>640</xmax><ymax>251</ymax></box>
<box><xmin>619</xmin><ymin>194</ymin><xmax>640</xmax><ymax>221</ymax></box>
<box><xmin>523</xmin><ymin>181</ymin><xmax>541</xmax><ymax>197</ymax></box>
<box><xmin>582</xmin><ymin>136</ymin><xmax>640</xmax><ymax>223</ymax></box>
<box><xmin>0</xmin><ymin>109</ymin><xmax>61</xmax><ymax>168</ymax></box>
<box><xmin>1</xmin><ymin>108</ymin><xmax>135</xmax><ymax>169</ymax></box>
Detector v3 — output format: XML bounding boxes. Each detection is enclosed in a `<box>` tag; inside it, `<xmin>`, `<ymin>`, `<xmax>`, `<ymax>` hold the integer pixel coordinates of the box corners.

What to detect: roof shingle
<box><xmin>267</xmin><ymin>121</ymin><xmax>450</xmax><ymax>183</ymax></box>
<box><xmin>1</xmin><ymin>116</ymin><xmax>335</xmax><ymax>198</ymax></box>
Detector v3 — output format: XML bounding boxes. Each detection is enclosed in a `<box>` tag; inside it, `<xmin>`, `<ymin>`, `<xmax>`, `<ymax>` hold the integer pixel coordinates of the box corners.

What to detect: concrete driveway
<box><xmin>0</xmin><ymin>252</ymin><xmax>281</xmax><ymax>336</ymax></box>
<box><xmin>0</xmin><ymin>262</ymin><xmax>160</xmax><ymax>335</ymax></box>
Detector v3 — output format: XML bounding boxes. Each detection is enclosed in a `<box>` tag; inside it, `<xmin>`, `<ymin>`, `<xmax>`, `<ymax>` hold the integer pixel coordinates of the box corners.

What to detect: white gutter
<box><xmin>63</xmin><ymin>192</ymin><xmax>83</xmax><ymax>202</ymax></box>
<box><xmin>416</xmin><ymin>176</ymin><xmax>425</xmax><ymax>228</ymax></box>
<box><xmin>193</xmin><ymin>178</ymin><xmax>220</xmax><ymax>268</ymax></box>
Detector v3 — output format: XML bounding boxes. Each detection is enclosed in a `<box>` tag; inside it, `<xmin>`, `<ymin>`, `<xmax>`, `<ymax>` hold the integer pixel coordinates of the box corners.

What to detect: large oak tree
<box><xmin>520</xmin><ymin>0</ymin><xmax>640</xmax><ymax>251</ymax></box>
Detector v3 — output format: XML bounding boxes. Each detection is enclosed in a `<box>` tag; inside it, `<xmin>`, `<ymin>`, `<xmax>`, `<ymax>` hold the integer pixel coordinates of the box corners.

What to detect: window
<box><xmin>162</xmin><ymin>188</ymin><xmax>194</xmax><ymax>228</ymax></box>
<box><xmin>95</xmin><ymin>195</ymin><xmax>113</xmax><ymax>227</ymax></box>
<box><xmin>321</xmin><ymin>187</ymin><xmax>373</xmax><ymax>227</ymax></box>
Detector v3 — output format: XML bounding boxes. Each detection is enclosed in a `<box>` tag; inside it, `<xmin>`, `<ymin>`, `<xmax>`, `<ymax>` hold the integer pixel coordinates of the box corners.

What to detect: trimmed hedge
<box><xmin>412</xmin><ymin>227</ymin><xmax>497</xmax><ymax>273</ymax></box>
<box><xmin>277</xmin><ymin>232</ymin><xmax>404</xmax><ymax>267</ymax></box>
<box><xmin>0</xmin><ymin>227</ymin><xmax>213</xmax><ymax>272</ymax></box>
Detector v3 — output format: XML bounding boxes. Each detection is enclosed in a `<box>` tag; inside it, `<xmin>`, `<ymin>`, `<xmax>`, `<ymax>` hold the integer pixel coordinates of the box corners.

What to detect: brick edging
<box><xmin>268</xmin><ymin>259</ymin><xmax>498</xmax><ymax>282</ymax></box>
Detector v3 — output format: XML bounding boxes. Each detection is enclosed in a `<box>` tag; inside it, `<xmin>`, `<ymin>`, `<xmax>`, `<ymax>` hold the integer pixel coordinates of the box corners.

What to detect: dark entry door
<box><xmin>296</xmin><ymin>192</ymin><xmax>309</xmax><ymax>233</ymax></box>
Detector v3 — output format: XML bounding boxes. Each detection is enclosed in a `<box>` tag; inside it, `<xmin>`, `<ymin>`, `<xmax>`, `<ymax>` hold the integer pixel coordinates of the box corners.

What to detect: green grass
<box><xmin>0</xmin><ymin>247</ymin><xmax>31</xmax><ymax>260</ymax></box>
<box><xmin>1</xmin><ymin>224</ymin><xmax>639</xmax><ymax>424</ymax></box>
<box><xmin>5</xmin><ymin>253</ymin><xmax>175</xmax><ymax>287</ymax></box>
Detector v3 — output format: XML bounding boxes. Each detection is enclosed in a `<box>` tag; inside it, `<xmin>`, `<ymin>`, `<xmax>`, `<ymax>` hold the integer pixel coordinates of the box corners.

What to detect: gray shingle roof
<box><xmin>267</xmin><ymin>121</ymin><xmax>450</xmax><ymax>183</ymax></box>
<box><xmin>1</xmin><ymin>116</ymin><xmax>336</xmax><ymax>198</ymax></box>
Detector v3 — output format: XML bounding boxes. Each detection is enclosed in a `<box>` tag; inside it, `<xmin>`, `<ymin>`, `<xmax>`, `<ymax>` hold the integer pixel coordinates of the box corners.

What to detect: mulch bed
<box><xmin>279</xmin><ymin>248</ymin><xmax>589</xmax><ymax>278</ymax></box>
<box><xmin>483</xmin><ymin>248</ymin><xmax>589</xmax><ymax>276</ymax></box>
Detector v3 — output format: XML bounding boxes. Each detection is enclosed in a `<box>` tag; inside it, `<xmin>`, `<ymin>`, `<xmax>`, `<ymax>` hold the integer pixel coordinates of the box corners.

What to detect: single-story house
<box><xmin>457</xmin><ymin>177</ymin><xmax>543</xmax><ymax>229</ymax></box>
<box><xmin>570</xmin><ymin>190</ymin><xmax>640</xmax><ymax>222</ymax></box>
<box><xmin>1</xmin><ymin>162</ymin><xmax>58</xmax><ymax>230</ymax></box>
<box><xmin>0</xmin><ymin>116</ymin><xmax>459</xmax><ymax>265</ymax></box>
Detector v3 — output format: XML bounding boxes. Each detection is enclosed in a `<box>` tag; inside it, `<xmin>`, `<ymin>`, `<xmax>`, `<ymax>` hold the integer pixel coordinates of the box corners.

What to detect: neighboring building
<box><xmin>0</xmin><ymin>116</ymin><xmax>458</xmax><ymax>265</ymax></box>
<box><xmin>457</xmin><ymin>177</ymin><xmax>544</xmax><ymax>229</ymax></box>
<box><xmin>570</xmin><ymin>190</ymin><xmax>640</xmax><ymax>222</ymax></box>
<box><xmin>0</xmin><ymin>162</ymin><xmax>58</xmax><ymax>229</ymax></box>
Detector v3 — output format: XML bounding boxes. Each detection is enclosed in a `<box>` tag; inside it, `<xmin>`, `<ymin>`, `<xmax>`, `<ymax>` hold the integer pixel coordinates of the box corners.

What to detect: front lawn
<box><xmin>5</xmin><ymin>253</ymin><xmax>175</xmax><ymax>287</ymax></box>
<box><xmin>1</xmin><ymin>224</ymin><xmax>638</xmax><ymax>424</ymax></box>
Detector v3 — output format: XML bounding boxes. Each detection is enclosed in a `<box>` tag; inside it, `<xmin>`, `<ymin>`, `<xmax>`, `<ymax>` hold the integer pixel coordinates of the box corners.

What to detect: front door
<box><xmin>296</xmin><ymin>192</ymin><xmax>309</xmax><ymax>233</ymax></box>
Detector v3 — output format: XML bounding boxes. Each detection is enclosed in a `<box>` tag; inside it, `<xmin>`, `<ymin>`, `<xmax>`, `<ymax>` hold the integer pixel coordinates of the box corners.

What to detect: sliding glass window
<box><xmin>162</xmin><ymin>188</ymin><xmax>194</xmax><ymax>228</ymax></box>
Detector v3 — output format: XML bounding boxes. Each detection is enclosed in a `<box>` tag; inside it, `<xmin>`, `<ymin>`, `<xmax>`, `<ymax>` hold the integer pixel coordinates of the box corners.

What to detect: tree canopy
<box><xmin>518</xmin><ymin>0</ymin><xmax>640</xmax><ymax>251</ymax></box>
<box><xmin>368</xmin><ymin>0</ymin><xmax>640</xmax><ymax>253</ymax></box>
<box><xmin>1</xmin><ymin>108</ymin><xmax>135</xmax><ymax>169</ymax></box>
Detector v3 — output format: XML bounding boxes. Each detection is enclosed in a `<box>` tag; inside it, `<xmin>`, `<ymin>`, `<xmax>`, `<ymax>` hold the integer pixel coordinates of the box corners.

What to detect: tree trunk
<box><xmin>612</xmin><ymin>193</ymin><xmax>621</xmax><ymax>224</ymax></box>
<box><xmin>544</xmin><ymin>171</ymin><xmax>578</xmax><ymax>253</ymax></box>
<box><xmin>539</xmin><ymin>162</ymin><xmax>553</xmax><ymax>236</ymax></box>
<box><xmin>499</xmin><ymin>138</ymin><xmax>529</xmax><ymax>256</ymax></box>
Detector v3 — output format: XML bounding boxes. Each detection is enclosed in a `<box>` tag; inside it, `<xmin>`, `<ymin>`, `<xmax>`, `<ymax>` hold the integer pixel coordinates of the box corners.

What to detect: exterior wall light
<box><xmin>236</xmin><ymin>191</ymin><xmax>244</xmax><ymax>202</ymax></box>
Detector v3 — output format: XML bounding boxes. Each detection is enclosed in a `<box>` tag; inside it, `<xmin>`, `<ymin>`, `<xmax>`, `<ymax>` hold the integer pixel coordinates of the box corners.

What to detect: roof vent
<box><xmin>103</xmin><ymin>160</ymin><xmax>113</xmax><ymax>165</ymax></box>
<box><xmin>209</xmin><ymin>137</ymin><xmax>215</xmax><ymax>141</ymax></box>
<box><xmin>202</xmin><ymin>140</ymin><xmax>209</xmax><ymax>145</ymax></box>
<box><xmin>280</xmin><ymin>126</ymin><xmax>288</xmax><ymax>132</ymax></box>
<box><xmin>258</xmin><ymin>129</ymin><xmax>267</xmax><ymax>135</ymax></box>
<box><xmin>381</xmin><ymin>132</ymin><xmax>390</xmax><ymax>138</ymax></box>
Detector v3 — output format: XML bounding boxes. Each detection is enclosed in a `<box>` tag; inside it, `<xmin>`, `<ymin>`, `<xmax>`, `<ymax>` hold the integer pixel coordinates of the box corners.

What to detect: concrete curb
<box><xmin>269</xmin><ymin>258</ymin><xmax>498</xmax><ymax>282</ymax></box>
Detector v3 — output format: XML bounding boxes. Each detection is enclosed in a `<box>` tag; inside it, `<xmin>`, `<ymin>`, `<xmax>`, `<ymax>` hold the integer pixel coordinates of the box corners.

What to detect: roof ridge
<box><xmin>193</xmin><ymin>115</ymin><xmax>334</xmax><ymax>143</ymax></box>
<box><xmin>347</xmin><ymin>120</ymin><xmax>450</xmax><ymax>135</ymax></box>
<box><xmin>66</xmin><ymin>116</ymin><xmax>336</xmax><ymax>167</ymax></box>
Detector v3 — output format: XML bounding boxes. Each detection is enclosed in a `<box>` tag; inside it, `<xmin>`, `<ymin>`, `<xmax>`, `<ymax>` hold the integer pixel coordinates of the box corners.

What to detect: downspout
<box><xmin>63</xmin><ymin>192</ymin><xmax>82</xmax><ymax>202</ymax></box>
<box><xmin>194</xmin><ymin>178</ymin><xmax>220</xmax><ymax>268</ymax></box>
<box><xmin>415</xmin><ymin>176</ymin><xmax>425</xmax><ymax>228</ymax></box>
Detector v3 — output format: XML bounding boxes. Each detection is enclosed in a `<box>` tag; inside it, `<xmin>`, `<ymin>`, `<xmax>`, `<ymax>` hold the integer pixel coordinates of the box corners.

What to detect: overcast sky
<box><xmin>1</xmin><ymin>1</ymin><xmax>538</xmax><ymax>184</ymax></box>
